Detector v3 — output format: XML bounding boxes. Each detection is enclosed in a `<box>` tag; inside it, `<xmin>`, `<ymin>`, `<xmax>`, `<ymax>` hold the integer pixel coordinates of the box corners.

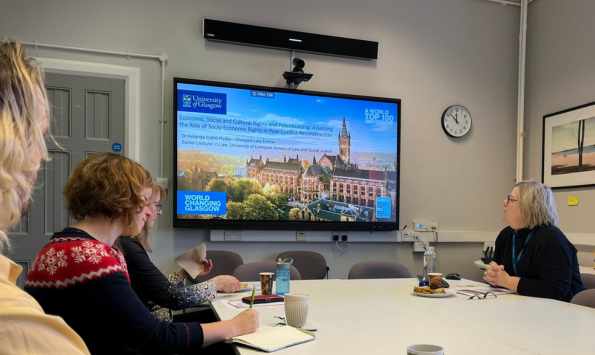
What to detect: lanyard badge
<box><xmin>512</xmin><ymin>229</ymin><xmax>536</xmax><ymax>277</ymax></box>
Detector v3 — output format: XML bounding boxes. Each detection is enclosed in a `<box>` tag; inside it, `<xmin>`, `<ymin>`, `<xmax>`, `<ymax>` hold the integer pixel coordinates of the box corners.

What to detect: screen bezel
<box><xmin>173</xmin><ymin>77</ymin><xmax>401</xmax><ymax>231</ymax></box>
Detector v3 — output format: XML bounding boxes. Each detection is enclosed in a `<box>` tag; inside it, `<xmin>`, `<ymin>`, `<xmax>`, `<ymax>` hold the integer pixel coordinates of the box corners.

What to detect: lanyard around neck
<box><xmin>512</xmin><ymin>229</ymin><xmax>536</xmax><ymax>277</ymax></box>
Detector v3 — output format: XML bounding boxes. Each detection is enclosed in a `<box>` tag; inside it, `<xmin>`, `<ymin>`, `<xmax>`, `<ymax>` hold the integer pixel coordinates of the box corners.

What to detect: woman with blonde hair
<box><xmin>25</xmin><ymin>153</ymin><xmax>258</xmax><ymax>355</ymax></box>
<box><xmin>120</xmin><ymin>181</ymin><xmax>241</xmax><ymax>323</ymax></box>
<box><xmin>0</xmin><ymin>40</ymin><xmax>89</xmax><ymax>354</ymax></box>
<box><xmin>484</xmin><ymin>180</ymin><xmax>585</xmax><ymax>301</ymax></box>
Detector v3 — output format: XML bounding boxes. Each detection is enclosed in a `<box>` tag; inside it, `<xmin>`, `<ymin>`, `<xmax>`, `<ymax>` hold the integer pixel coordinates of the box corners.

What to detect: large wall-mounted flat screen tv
<box><xmin>174</xmin><ymin>78</ymin><xmax>400</xmax><ymax>231</ymax></box>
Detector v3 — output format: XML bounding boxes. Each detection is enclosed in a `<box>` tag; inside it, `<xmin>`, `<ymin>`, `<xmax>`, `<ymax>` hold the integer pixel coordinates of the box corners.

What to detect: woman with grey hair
<box><xmin>484</xmin><ymin>180</ymin><xmax>585</xmax><ymax>301</ymax></box>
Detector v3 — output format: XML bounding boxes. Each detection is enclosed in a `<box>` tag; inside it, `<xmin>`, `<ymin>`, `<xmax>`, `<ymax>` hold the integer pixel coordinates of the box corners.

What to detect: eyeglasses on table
<box><xmin>468</xmin><ymin>291</ymin><xmax>498</xmax><ymax>300</ymax></box>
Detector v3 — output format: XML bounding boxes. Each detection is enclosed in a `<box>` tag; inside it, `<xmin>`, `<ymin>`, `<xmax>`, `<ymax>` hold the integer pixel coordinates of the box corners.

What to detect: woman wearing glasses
<box><xmin>484</xmin><ymin>180</ymin><xmax>585</xmax><ymax>302</ymax></box>
<box><xmin>25</xmin><ymin>153</ymin><xmax>259</xmax><ymax>354</ymax></box>
<box><xmin>119</xmin><ymin>182</ymin><xmax>241</xmax><ymax>322</ymax></box>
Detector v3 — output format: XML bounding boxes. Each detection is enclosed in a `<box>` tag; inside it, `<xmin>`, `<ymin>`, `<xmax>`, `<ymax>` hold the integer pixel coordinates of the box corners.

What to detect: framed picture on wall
<box><xmin>542</xmin><ymin>101</ymin><xmax>595</xmax><ymax>189</ymax></box>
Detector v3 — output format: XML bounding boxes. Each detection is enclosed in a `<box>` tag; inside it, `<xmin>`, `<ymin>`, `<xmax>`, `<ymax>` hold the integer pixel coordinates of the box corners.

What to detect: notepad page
<box><xmin>233</xmin><ymin>326</ymin><xmax>314</xmax><ymax>352</ymax></box>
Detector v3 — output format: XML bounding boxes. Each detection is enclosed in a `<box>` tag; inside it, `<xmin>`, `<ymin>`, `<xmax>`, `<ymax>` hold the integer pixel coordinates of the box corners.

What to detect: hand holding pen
<box><xmin>229</xmin><ymin>286</ymin><xmax>259</xmax><ymax>336</ymax></box>
<box><xmin>249</xmin><ymin>285</ymin><xmax>256</xmax><ymax>308</ymax></box>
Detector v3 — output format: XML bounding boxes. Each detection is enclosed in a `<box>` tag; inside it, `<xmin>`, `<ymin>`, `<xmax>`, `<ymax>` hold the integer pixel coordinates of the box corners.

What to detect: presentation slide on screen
<box><xmin>176</xmin><ymin>83</ymin><xmax>399</xmax><ymax>223</ymax></box>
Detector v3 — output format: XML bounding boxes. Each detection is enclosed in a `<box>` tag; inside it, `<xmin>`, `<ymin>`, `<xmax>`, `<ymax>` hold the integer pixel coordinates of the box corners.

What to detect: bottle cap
<box><xmin>277</xmin><ymin>258</ymin><xmax>293</xmax><ymax>269</ymax></box>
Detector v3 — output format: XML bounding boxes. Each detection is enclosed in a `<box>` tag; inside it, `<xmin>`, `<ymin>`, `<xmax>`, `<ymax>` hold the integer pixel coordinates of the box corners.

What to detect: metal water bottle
<box><xmin>276</xmin><ymin>258</ymin><xmax>292</xmax><ymax>296</ymax></box>
<box><xmin>423</xmin><ymin>246</ymin><xmax>437</xmax><ymax>281</ymax></box>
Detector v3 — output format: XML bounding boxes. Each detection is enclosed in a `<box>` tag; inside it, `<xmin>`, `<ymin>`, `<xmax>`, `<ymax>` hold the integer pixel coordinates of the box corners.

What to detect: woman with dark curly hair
<box><xmin>25</xmin><ymin>152</ymin><xmax>258</xmax><ymax>355</ymax></box>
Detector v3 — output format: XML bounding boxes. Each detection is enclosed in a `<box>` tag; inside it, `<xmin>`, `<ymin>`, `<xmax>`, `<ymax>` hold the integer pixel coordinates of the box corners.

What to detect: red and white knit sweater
<box><xmin>25</xmin><ymin>228</ymin><xmax>204</xmax><ymax>355</ymax></box>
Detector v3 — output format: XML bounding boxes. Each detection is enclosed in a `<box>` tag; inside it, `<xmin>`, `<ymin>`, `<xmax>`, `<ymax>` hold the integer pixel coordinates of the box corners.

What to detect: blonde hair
<box><xmin>516</xmin><ymin>180</ymin><xmax>558</xmax><ymax>229</ymax></box>
<box><xmin>0</xmin><ymin>40</ymin><xmax>50</xmax><ymax>253</ymax></box>
<box><xmin>134</xmin><ymin>182</ymin><xmax>167</xmax><ymax>253</ymax></box>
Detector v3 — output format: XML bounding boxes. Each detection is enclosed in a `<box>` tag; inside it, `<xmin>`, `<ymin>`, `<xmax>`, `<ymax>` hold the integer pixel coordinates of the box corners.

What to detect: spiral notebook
<box><xmin>232</xmin><ymin>326</ymin><xmax>315</xmax><ymax>352</ymax></box>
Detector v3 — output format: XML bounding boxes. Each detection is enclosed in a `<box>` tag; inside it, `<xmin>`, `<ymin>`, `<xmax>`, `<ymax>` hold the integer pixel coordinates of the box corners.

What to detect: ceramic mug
<box><xmin>407</xmin><ymin>344</ymin><xmax>444</xmax><ymax>355</ymax></box>
<box><xmin>284</xmin><ymin>294</ymin><xmax>309</xmax><ymax>327</ymax></box>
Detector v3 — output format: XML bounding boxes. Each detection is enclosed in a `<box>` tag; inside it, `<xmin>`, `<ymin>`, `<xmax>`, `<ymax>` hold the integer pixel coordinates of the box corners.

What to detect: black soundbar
<box><xmin>203</xmin><ymin>19</ymin><xmax>378</xmax><ymax>61</ymax></box>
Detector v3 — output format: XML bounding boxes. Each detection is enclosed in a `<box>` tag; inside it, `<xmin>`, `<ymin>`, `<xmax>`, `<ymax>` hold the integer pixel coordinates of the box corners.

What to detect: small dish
<box><xmin>411</xmin><ymin>289</ymin><xmax>454</xmax><ymax>298</ymax></box>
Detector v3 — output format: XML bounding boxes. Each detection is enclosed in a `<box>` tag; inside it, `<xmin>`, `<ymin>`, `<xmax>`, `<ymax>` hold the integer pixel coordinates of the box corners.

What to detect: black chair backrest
<box><xmin>277</xmin><ymin>251</ymin><xmax>328</xmax><ymax>280</ymax></box>
<box><xmin>348</xmin><ymin>261</ymin><xmax>412</xmax><ymax>279</ymax></box>
<box><xmin>580</xmin><ymin>273</ymin><xmax>595</xmax><ymax>290</ymax></box>
<box><xmin>571</xmin><ymin>289</ymin><xmax>595</xmax><ymax>309</ymax></box>
<box><xmin>188</xmin><ymin>250</ymin><xmax>243</xmax><ymax>284</ymax></box>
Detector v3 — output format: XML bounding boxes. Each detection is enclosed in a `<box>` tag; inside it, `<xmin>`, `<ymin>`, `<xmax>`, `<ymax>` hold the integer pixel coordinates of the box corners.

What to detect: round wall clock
<box><xmin>441</xmin><ymin>105</ymin><xmax>472</xmax><ymax>138</ymax></box>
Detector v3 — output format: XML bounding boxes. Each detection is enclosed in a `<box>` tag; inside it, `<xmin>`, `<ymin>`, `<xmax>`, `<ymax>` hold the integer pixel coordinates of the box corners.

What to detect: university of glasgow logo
<box><xmin>182</xmin><ymin>94</ymin><xmax>192</xmax><ymax>108</ymax></box>
<box><xmin>178</xmin><ymin>90</ymin><xmax>227</xmax><ymax>114</ymax></box>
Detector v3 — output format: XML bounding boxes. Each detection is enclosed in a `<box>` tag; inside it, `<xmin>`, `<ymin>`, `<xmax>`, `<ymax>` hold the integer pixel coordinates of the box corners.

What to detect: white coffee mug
<box><xmin>407</xmin><ymin>344</ymin><xmax>444</xmax><ymax>355</ymax></box>
<box><xmin>284</xmin><ymin>294</ymin><xmax>309</xmax><ymax>327</ymax></box>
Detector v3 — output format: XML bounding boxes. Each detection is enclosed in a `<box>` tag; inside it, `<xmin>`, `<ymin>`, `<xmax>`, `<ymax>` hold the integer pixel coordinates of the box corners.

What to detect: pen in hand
<box><xmin>249</xmin><ymin>285</ymin><xmax>256</xmax><ymax>308</ymax></box>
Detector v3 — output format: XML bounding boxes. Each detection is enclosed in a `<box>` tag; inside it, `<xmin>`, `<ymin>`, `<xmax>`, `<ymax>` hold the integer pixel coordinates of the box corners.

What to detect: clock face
<box><xmin>441</xmin><ymin>105</ymin><xmax>472</xmax><ymax>138</ymax></box>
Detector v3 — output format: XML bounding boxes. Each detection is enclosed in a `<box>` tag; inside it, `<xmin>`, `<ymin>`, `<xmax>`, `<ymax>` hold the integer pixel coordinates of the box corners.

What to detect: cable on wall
<box><xmin>22</xmin><ymin>41</ymin><xmax>169</xmax><ymax>178</ymax></box>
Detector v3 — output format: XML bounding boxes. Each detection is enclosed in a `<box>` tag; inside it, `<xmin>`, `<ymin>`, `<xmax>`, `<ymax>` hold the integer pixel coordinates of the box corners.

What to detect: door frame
<box><xmin>35</xmin><ymin>57</ymin><xmax>140</xmax><ymax>161</ymax></box>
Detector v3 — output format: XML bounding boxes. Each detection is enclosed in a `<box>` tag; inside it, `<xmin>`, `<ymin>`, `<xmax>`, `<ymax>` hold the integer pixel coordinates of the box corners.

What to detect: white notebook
<box><xmin>232</xmin><ymin>326</ymin><xmax>315</xmax><ymax>352</ymax></box>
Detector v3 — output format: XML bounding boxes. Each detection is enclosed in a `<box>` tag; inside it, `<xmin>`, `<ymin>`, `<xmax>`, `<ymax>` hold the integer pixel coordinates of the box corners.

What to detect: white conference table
<box><xmin>211</xmin><ymin>279</ymin><xmax>595</xmax><ymax>355</ymax></box>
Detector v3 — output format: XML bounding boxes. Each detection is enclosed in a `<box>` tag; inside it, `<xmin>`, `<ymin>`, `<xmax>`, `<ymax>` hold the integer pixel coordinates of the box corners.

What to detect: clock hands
<box><xmin>449</xmin><ymin>112</ymin><xmax>461</xmax><ymax>125</ymax></box>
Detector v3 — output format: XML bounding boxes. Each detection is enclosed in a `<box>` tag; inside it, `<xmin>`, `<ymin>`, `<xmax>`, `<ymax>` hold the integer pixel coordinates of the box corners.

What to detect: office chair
<box><xmin>580</xmin><ymin>273</ymin><xmax>595</xmax><ymax>290</ymax></box>
<box><xmin>571</xmin><ymin>289</ymin><xmax>595</xmax><ymax>309</ymax></box>
<box><xmin>348</xmin><ymin>261</ymin><xmax>412</xmax><ymax>279</ymax></box>
<box><xmin>276</xmin><ymin>251</ymin><xmax>329</xmax><ymax>279</ymax></box>
<box><xmin>187</xmin><ymin>250</ymin><xmax>244</xmax><ymax>284</ymax></box>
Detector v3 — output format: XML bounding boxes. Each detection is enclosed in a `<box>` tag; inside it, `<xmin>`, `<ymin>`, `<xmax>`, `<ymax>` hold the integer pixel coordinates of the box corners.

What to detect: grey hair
<box><xmin>516</xmin><ymin>180</ymin><xmax>558</xmax><ymax>229</ymax></box>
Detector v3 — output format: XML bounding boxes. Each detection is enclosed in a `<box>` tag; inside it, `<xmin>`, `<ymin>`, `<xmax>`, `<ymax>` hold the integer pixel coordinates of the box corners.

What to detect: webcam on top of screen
<box><xmin>283</xmin><ymin>57</ymin><xmax>313</xmax><ymax>89</ymax></box>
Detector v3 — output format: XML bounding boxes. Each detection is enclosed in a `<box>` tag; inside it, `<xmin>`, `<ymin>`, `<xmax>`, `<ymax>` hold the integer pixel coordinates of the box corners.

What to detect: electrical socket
<box><xmin>412</xmin><ymin>233</ymin><xmax>428</xmax><ymax>252</ymax></box>
<box><xmin>401</xmin><ymin>232</ymin><xmax>412</xmax><ymax>242</ymax></box>
<box><xmin>430</xmin><ymin>221</ymin><xmax>438</xmax><ymax>229</ymax></box>
<box><xmin>224</xmin><ymin>230</ymin><xmax>243</xmax><ymax>241</ymax></box>
<box><xmin>296</xmin><ymin>231</ymin><xmax>307</xmax><ymax>242</ymax></box>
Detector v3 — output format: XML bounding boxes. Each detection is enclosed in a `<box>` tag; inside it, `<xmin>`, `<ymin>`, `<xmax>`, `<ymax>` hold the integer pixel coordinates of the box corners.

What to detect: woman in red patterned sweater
<box><xmin>25</xmin><ymin>153</ymin><xmax>258</xmax><ymax>355</ymax></box>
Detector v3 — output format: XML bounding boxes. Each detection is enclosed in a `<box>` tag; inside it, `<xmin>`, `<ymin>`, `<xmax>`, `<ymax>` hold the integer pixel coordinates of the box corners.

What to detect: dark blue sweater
<box><xmin>25</xmin><ymin>228</ymin><xmax>204</xmax><ymax>354</ymax></box>
<box><xmin>493</xmin><ymin>225</ymin><xmax>585</xmax><ymax>302</ymax></box>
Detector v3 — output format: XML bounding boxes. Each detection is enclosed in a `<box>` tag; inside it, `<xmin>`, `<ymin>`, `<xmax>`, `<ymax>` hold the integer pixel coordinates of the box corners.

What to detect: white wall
<box><xmin>1</xmin><ymin>0</ymin><xmax>522</xmax><ymax>280</ymax></box>
<box><xmin>525</xmin><ymin>0</ymin><xmax>595</xmax><ymax>266</ymax></box>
